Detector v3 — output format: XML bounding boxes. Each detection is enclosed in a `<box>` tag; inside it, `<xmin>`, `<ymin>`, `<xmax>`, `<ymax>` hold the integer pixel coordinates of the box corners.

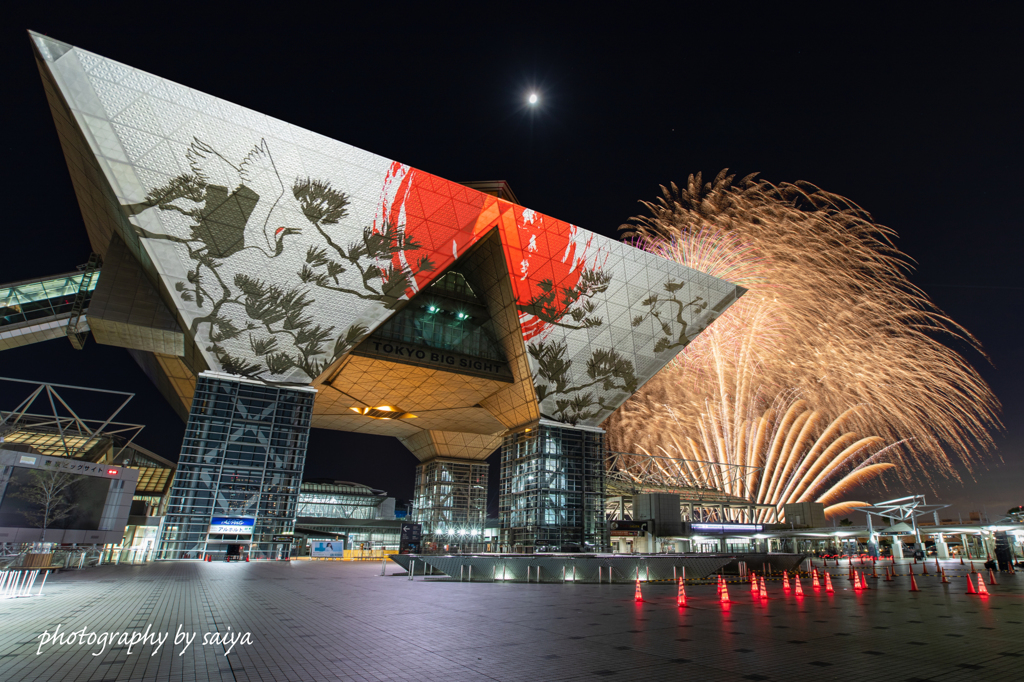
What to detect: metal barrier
<box><xmin>0</xmin><ymin>568</ymin><xmax>49</xmax><ymax>598</ymax></box>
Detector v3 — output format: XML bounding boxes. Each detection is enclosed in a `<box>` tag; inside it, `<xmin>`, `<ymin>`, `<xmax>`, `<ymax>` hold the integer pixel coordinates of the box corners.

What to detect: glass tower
<box><xmin>156</xmin><ymin>372</ymin><xmax>314</xmax><ymax>560</ymax></box>
<box><xmin>499</xmin><ymin>421</ymin><xmax>608</xmax><ymax>552</ymax></box>
<box><xmin>413</xmin><ymin>458</ymin><xmax>488</xmax><ymax>552</ymax></box>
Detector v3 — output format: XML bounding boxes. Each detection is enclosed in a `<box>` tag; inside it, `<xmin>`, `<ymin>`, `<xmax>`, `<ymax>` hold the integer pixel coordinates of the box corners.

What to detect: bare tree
<box><xmin>16</xmin><ymin>470</ymin><xmax>79</xmax><ymax>541</ymax></box>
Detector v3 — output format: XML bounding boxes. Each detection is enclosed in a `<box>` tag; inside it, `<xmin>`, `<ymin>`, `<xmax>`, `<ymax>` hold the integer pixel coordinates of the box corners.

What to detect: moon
<box><xmin>528</xmin><ymin>93</ymin><xmax>538</xmax><ymax>105</ymax></box>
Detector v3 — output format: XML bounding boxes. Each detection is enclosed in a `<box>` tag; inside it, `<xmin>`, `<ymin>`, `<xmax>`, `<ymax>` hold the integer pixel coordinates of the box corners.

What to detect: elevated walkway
<box><xmin>0</xmin><ymin>270</ymin><xmax>98</xmax><ymax>351</ymax></box>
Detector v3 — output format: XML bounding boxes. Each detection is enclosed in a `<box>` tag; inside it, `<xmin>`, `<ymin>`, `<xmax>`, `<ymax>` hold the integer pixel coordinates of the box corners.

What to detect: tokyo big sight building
<box><xmin>26</xmin><ymin>31</ymin><xmax>743</xmax><ymax>558</ymax></box>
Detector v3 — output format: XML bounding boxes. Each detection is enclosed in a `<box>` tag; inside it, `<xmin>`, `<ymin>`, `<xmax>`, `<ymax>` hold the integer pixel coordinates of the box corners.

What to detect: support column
<box><xmin>933</xmin><ymin>533</ymin><xmax>949</xmax><ymax>559</ymax></box>
<box><xmin>892</xmin><ymin>537</ymin><xmax>904</xmax><ymax>559</ymax></box>
<box><xmin>982</xmin><ymin>531</ymin><xmax>997</xmax><ymax>560</ymax></box>
<box><xmin>156</xmin><ymin>372</ymin><xmax>315</xmax><ymax>560</ymax></box>
<box><xmin>498</xmin><ymin>421</ymin><xmax>607</xmax><ymax>552</ymax></box>
<box><xmin>412</xmin><ymin>458</ymin><xmax>488</xmax><ymax>552</ymax></box>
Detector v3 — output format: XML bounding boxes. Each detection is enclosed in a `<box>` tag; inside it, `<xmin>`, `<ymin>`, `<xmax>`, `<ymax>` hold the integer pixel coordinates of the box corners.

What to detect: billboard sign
<box><xmin>208</xmin><ymin>517</ymin><xmax>255</xmax><ymax>535</ymax></box>
<box><xmin>311</xmin><ymin>540</ymin><xmax>345</xmax><ymax>558</ymax></box>
<box><xmin>689</xmin><ymin>523</ymin><xmax>763</xmax><ymax>534</ymax></box>
<box><xmin>609</xmin><ymin>520</ymin><xmax>648</xmax><ymax>537</ymax></box>
<box><xmin>399</xmin><ymin>523</ymin><xmax>422</xmax><ymax>554</ymax></box>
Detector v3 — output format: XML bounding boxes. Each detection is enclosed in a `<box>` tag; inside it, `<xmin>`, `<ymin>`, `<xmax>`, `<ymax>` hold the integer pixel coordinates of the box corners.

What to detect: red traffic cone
<box><xmin>988</xmin><ymin>569</ymin><xmax>998</xmax><ymax>586</ymax></box>
<box><xmin>909</xmin><ymin>568</ymin><xmax>920</xmax><ymax>592</ymax></box>
<box><xmin>854</xmin><ymin>571</ymin><xmax>862</xmax><ymax>591</ymax></box>
<box><xmin>795</xmin><ymin>575</ymin><xmax>804</xmax><ymax>596</ymax></box>
<box><xmin>965</xmin><ymin>574</ymin><xmax>977</xmax><ymax>594</ymax></box>
<box><xmin>921</xmin><ymin>561</ymin><xmax>928</xmax><ymax>576</ymax></box>
<box><xmin>245</xmin><ymin>554</ymin><xmax>249</xmax><ymax>562</ymax></box>
<box><xmin>206</xmin><ymin>554</ymin><xmax>211</xmax><ymax>562</ymax></box>
<box><xmin>970</xmin><ymin>561</ymin><xmax>975</xmax><ymax>573</ymax></box>
<box><xmin>935</xmin><ymin>559</ymin><xmax>940</xmax><ymax>574</ymax></box>
<box><xmin>717</xmin><ymin>575</ymin><xmax>723</xmax><ymax>598</ymax></box>
<box><xmin>812</xmin><ymin>568</ymin><xmax>821</xmax><ymax>590</ymax></box>
<box><xmin>960</xmin><ymin>556</ymin><xmax>964</xmax><ymax>565</ymax></box>
<box><xmin>750</xmin><ymin>573</ymin><xmax>758</xmax><ymax>594</ymax></box>
<box><xmin>976</xmin><ymin>573</ymin><xmax>989</xmax><ymax>596</ymax></box>
<box><xmin>884</xmin><ymin>566</ymin><xmax>893</xmax><ymax>582</ymax></box>
<box><xmin>825</xmin><ymin>572</ymin><xmax>835</xmax><ymax>594</ymax></box>
<box><xmin>860</xmin><ymin>571</ymin><xmax>870</xmax><ymax>590</ymax></box>
<box><xmin>759</xmin><ymin>576</ymin><xmax>768</xmax><ymax>600</ymax></box>
<box><xmin>872</xmin><ymin>561</ymin><xmax>878</xmax><ymax>579</ymax></box>
<box><xmin>783</xmin><ymin>570</ymin><xmax>790</xmax><ymax>590</ymax></box>
<box><xmin>721</xmin><ymin>580</ymin><xmax>731</xmax><ymax>604</ymax></box>
<box><xmin>635</xmin><ymin>580</ymin><xmax>643</xmax><ymax>602</ymax></box>
<box><xmin>677</xmin><ymin>577</ymin><xmax>687</xmax><ymax>607</ymax></box>
<box><xmin>940</xmin><ymin>568</ymin><xmax>949</xmax><ymax>584</ymax></box>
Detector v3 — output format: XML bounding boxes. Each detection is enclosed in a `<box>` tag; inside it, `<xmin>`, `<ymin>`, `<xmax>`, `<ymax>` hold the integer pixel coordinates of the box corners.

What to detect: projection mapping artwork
<box><xmin>33</xmin><ymin>33</ymin><xmax>743</xmax><ymax>426</ymax></box>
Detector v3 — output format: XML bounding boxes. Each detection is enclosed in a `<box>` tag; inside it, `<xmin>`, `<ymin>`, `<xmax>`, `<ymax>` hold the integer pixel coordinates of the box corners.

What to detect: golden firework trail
<box><xmin>606</xmin><ymin>171</ymin><xmax>999</xmax><ymax>517</ymax></box>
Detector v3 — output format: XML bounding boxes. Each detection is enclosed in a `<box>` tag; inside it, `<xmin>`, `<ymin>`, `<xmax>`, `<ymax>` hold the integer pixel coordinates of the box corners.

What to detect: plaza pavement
<box><xmin>0</xmin><ymin>558</ymin><xmax>1021</xmax><ymax>681</ymax></box>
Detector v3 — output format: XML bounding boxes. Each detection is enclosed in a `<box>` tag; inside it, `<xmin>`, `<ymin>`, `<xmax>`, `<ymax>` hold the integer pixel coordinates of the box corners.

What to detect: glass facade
<box><xmin>297</xmin><ymin>481</ymin><xmax>388</xmax><ymax>520</ymax></box>
<box><xmin>499</xmin><ymin>423</ymin><xmax>608</xmax><ymax>551</ymax></box>
<box><xmin>370</xmin><ymin>271</ymin><xmax>506</xmax><ymax>362</ymax></box>
<box><xmin>156</xmin><ymin>372</ymin><xmax>314</xmax><ymax>560</ymax></box>
<box><xmin>413</xmin><ymin>458</ymin><xmax>488</xmax><ymax>550</ymax></box>
<box><xmin>0</xmin><ymin>271</ymin><xmax>98</xmax><ymax>329</ymax></box>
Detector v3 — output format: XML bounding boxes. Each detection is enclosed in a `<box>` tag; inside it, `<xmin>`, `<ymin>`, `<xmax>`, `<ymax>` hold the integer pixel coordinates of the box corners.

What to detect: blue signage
<box><xmin>209</xmin><ymin>517</ymin><xmax>255</xmax><ymax>534</ymax></box>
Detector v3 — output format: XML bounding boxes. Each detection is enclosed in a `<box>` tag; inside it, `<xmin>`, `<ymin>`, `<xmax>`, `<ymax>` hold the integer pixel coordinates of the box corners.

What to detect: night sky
<box><xmin>2</xmin><ymin>6</ymin><xmax>1021</xmax><ymax>520</ymax></box>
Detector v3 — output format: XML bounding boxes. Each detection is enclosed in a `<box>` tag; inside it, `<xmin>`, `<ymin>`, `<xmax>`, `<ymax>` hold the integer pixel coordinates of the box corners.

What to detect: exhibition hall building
<box><xmin>3</xmin><ymin>32</ymin><xmax>744</xmax><ymax>559</ymax></box>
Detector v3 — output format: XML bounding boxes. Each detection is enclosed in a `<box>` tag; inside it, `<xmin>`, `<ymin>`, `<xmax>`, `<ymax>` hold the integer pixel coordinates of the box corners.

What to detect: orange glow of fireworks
<box><xmin>606</xmin><ymin>171</ymin><xmax>999</xmax><ymax>516</ymax></box>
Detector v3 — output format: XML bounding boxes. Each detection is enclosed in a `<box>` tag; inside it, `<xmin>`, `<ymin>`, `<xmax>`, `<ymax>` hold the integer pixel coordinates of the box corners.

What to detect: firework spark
<box><xmin>606</xmin><ymin>171</ymin><xmax>999</xmax><ymax>516</ymax></box>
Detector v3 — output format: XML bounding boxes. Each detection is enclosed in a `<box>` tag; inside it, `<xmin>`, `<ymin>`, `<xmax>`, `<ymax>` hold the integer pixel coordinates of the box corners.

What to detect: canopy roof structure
<box><xmin>29</xmin><ymin>31</ymin><xmax>743</xmax><ymax>462</ymax></box>
<box><xmin>859</xmin><ymin>495</ymin><xmax>951</xmax><ymax>533</ymax></box>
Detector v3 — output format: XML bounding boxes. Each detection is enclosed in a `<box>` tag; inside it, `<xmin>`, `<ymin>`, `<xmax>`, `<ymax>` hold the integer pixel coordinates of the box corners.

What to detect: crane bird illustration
<box><xmin>123</xmin><ymin>138</ymin><xmax>298</xmax><ymax>258</ymax></box>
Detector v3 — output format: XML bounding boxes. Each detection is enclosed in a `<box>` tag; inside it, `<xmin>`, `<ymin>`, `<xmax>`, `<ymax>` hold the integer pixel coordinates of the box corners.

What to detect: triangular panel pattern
<box><xmin>33</xmin><ymin>32</ymin><xmax>744</xmax><ymax>427</ymax></box>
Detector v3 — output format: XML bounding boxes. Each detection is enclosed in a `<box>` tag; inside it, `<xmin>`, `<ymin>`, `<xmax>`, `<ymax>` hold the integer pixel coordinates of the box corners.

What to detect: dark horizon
<box><xmin>2</xmin><ymin>5</ymin><xmax>1021</xmax><ymax>520</ymax></box>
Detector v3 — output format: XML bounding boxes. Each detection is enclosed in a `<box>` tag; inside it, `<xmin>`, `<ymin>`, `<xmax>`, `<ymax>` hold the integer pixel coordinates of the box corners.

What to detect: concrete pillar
<box><xmin>933</xmin><ymin>533</ymin><xmax>949</xmax><ymax>559</ymax></box>
<box><xmin>982</xmin><ymin>532</ymin><xmax>996</xmax><ymax>560</ymax></box>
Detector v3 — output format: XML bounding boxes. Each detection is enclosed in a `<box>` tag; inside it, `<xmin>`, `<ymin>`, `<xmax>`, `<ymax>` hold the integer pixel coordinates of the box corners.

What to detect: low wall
<box><xmin>388</xmin><ymin>553</ymin><xmax>741</xmax><ymax>583</ymax></box>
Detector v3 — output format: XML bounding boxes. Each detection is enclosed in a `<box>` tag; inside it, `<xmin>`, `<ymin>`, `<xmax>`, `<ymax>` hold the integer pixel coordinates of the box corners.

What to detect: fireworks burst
<box><xmin>606</xmin><ymin>171</ymin><xmax>999</xmax><ymax>516</ymax></box>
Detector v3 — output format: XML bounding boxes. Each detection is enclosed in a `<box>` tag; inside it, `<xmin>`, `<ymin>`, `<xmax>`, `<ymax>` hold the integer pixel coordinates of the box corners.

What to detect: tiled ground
<box><xmin>0</xmin><ymin>559</ymin><xmax>1021</xmax><ymax>681</ymax></box>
